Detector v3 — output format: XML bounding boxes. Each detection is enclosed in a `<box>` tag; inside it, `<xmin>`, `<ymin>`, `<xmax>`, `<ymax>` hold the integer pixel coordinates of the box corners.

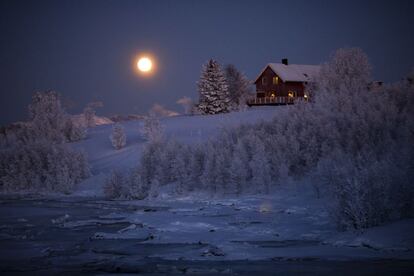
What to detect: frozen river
<box><xmin>1</xmin><ymin>197</ymin><xmax>413</xmax><ymax>275</ymax></box>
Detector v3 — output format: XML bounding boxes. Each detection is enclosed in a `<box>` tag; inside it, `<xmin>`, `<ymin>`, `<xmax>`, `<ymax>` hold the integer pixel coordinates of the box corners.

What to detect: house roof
<box><xmin>254</xmin><ymin>63</ymin><xmax>321</xmax><ymax>83</ymax></box>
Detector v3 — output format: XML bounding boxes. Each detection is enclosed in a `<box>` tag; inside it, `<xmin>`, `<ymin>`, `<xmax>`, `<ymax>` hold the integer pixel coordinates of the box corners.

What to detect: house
<box><xmin>248</xmin><ymin>59</ymin><xmax>320</xmax><ymax>105</ymax></box>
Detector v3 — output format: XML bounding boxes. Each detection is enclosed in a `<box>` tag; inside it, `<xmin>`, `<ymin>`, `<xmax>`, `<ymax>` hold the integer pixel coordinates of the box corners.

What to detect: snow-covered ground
<box><xmin>1</xmin><ymin>107</ymin><xmax>413</xmax><ymax>273</ymax></box>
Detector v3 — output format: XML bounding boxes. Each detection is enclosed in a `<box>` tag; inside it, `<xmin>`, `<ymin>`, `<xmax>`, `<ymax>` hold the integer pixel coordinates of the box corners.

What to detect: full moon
<box><xmin>137</xmin><ymin>57</ymin><xmax>152</xmax><ymax>72</ymax></box>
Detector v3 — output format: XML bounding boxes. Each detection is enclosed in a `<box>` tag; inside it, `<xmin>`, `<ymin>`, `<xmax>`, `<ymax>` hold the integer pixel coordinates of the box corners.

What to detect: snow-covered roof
<box><xmin>254</xmin><ymin>63</ymin><xmax>321</xmax><ymax>83</ymax></box>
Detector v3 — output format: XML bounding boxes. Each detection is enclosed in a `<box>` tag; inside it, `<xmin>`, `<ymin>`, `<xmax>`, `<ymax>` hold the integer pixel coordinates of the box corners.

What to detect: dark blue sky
<box><xmin>1</xmin><ymin>0</ymin><xmax>413</xmax><ymax>125</ymax></box>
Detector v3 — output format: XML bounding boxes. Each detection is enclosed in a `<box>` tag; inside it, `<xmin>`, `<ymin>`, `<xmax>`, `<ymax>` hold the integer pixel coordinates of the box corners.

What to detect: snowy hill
<box><xmin>72</xmin><ymin>107</ymin><xmax>281</xmax><ymax>181</ymax></box>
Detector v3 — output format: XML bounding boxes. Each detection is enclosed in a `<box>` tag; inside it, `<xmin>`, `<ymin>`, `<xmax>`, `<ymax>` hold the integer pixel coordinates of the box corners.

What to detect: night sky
<box><xmin>1</xmin><ymin>0</ymin><xmax>413</xmax><ymax>125</ymax></box>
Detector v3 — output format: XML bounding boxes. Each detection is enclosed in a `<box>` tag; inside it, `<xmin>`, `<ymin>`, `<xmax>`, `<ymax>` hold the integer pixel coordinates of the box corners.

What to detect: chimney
<box><xmin>282</xmin><ymin>58</ymin><xmax>288</xmax><ymax>65</ymax></box>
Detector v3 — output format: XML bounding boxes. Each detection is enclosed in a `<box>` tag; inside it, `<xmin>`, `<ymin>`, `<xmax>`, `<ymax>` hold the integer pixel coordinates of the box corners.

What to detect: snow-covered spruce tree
<box><xmin>197</xmin><ymin>59</ymin><xmax>231</xmax><ymax>114</ymax></box>
<box><xmin>225</xmin><ymin>64</ymin><xmax>252</xmax><ymax>110</ymax></box>
<box><xmin>110</xmin><ymin>123</ymin><xmax>126</xmax><ymax>150</ymax></box>
<box><xmin>142</xmin><ymin>112</ymin><xmax>164</xmax><ymax>142</ymax></box>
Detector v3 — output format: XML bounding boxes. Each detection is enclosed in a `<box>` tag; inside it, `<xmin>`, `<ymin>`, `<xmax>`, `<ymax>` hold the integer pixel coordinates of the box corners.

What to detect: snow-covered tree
<box><xmin>104</xmin><ymin>170</ymin><xmax>126</xmax><ymax>199</ymax></box>
<box><xmin>29</xmin><ymin>91</ymin><xmax>68</xmax><ymax>143</ymax></box>
<box><xmin>200</xmin><ymin>142</ymin><xmax>218</xmax><ymax>192</ymax></box>
<box><xmin>0</xmin><ymin>141</ymin><xmax>90</xmax><ymax>193</ymax></box>
<box><xmin>28</xmin><ymin>91</ymin><xmax>86</xmax><ymax>143</ymax></box>
<box><xmin>0</xmin><ymin>91</ymin><xmax>90</xmax><ymax>194</ymax></box>
<box><xmin>142</xmin><ymin>113</ymin><xmax>164</xmax><ymax>142</ymax></box>
<box><xmin>197</xmin><ymin>59</ymin><xmax>231</xmax><ymax>114</ymax></box>
<box><xmin>225</xmin><ymin>64</ymin><xmax>252</xmax><ymax>110</ymax></box>
<box><xmin>83</xmin><ymin>101</ymin><xmax>103</xmax><ymax>128</ymax></box>
<box><xmin>110</xmin><ymin>123</ymin><xmax>126</xmax><ymax>150</ymax></box>
<box><xmin>249</xmin><ymin>136</ymin><xmax>271</xmax><ymax>193</ymax></box>
<box><xmin>188</xmin><ymin>144</ymin><xmax>205</xmax><ymax>191</ymax></box>
<box><xmin>315</xmin><ymin>47</ymin><xmax>371</xmax><ymax>101</ymax></box>
<box><xmin>129</xmin><ymin>168</ymin><xmax>151</xmax><ymax>199</ymax></box>
<box><xmin>172</xmin><ymin>144</ymin><xmax>192</xmax><ymax>193</ymax></box>
<box><xmin>229</xmin><ymin>139</ymin><xmax>250</xmax><ymax>194</ymax></box>
<box><xmin>63</xmin><ymin>117</ymin><xmax>86</xmax><ymax>142</ymax></box>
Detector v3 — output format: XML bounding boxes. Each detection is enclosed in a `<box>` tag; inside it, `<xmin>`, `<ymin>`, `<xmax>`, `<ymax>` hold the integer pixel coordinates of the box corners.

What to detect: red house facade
<box><xmin>249</xmin><ymin>59</ymin><xmax>320</xmax><ymax>105</ymax></box>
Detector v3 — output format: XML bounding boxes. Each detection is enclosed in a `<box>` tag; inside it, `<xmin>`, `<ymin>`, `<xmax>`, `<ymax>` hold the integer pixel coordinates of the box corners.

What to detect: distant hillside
<box><xmin>109</xmin><ymin>114</ymin><xmax>146</xmax><ymax>123</ymax></box>
<box><xmin>71</xmin><ymin>114</ymin><xmax>113</xmax><ymax>126</ymax></box>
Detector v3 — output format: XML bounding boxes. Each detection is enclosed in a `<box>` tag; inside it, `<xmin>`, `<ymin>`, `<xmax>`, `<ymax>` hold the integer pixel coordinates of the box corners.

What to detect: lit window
<box><xmin>262</xmin><ymin>77</ymin><xmax>267</xmax><ymax>85</ymax></box>
<box><xmin>272</xmin><ymin>76</ymin><xmax>279</xmax><ymax>85</ymax></box>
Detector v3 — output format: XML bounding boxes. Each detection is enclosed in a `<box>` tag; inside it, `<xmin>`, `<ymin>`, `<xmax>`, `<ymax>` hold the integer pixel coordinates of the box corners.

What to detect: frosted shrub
<box><xmin>128</xmin><ymin>168</ymin><xmax>151</xmax><ymax>199</ymax></box>
<box><xmin>187</xmin><ymin>144</ymin><xmax>206</xmax><ymax>191</ymax></box>
<box><xmin>63</xmin><ymin>117</ymin><xmax>86</xmax><ymax>142</ymax></box>
<box><xmin>316</xmin><ymin>147</ymin><xmax>413</xmax><ymax>230</ymax></box>
<box><xmin>104</xmin><ymin>170</ymin><xmax>125</xmax><ymax>199</ymax></box>
<box><xmin>110</xmin><ymin>123</ymin><xmax>126</xmax><ymax>150</ymax></box>
<box><xmin>104</xmin><ymin>169</ymin><xmax>151</xmax><ymax>200</ymax></box>
<box><xmin>141</xmin><ymin>113</ymin><xmax>164</xmax><ymax>142</ymax></box>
